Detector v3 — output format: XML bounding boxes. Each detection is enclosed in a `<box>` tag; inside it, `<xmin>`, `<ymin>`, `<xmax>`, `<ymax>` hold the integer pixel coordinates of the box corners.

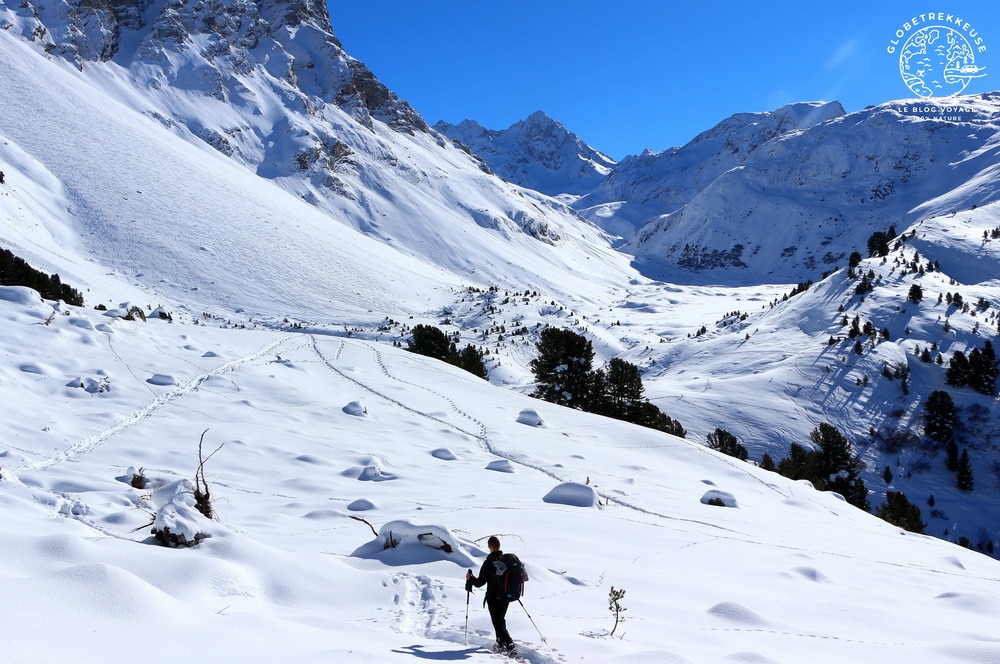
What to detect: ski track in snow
<box><xmin>14</xmin><ymin>336</ymin><xmax>297</xmax><ymax>472</ymax></box>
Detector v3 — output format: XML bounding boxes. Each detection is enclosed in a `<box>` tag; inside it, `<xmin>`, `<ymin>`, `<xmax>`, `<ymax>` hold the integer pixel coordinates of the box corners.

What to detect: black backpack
<box><xmin>492</xmin><ymin>553</ymin><xmax>527</xmax><ymax>601</ymax></box>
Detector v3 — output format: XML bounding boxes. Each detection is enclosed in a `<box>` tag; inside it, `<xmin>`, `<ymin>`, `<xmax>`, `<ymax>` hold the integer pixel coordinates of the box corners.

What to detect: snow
<box><xmin>1</xmin><ymin>293</ymin><xmax>999</xmax><ymax>663</ymax></box>
<box><xmin>0</xmin><ymin>2</ymin><xmax>1000</xmax><ymax>662</ymax></box>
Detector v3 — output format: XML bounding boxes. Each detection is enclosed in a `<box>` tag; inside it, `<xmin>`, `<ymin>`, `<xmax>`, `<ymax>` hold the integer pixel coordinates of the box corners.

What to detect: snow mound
<box><xmin>707</xmin><ymin>601</ymin><xmax>771</xmax><ymax>627</ymax></box>
<box><xmin>0</xmin><ymin>285</ymin><xmax>43</xmax><ymax>306</ymax></box>
<box><xmin>351</xmin><ymin>520</ymin><xmax>475</xmax><ymax>567</ymax></box>
<box><xmin>542</xmin><ymin>482</ymin><xmax>597</xmax><ymax>507</ymax></box>
<box><xmin>431</xmin><ymin>448</ymin><xmax>457</xmax><ymax>460</ymax></box>
<box><xmin>357</xmin><ymin>465</ymin><xmax>396</xmax><ymax>482</ymax></box>
<box><xmin>19</xmin><ymin>362</ymin><xmax>51</xmax><ymax>375</ymax></box>
<box><xmin>701</xmin><ymin>489</ymin><xmax>738</xmax><ymax>508</ymax></box>
<box><xmin>343</xmin><ymin>401</ymin><xmax>368</xmax><ymax>416</ymax></box>
<box><xmin>485</xmin><ymin>459</ymin><xmax>515</xmax><ymax>473</ymax></box>
<box><xmin>147</xmin><ymin>373</ymin><xmax>178</xmax><ymax>386</ymax></box>
<box><xmin>516</xmin><ymin>408</ymin><xmax>544</xmax><ymax>426</ymax></box>
<box><xmin>347</xmin><ymin>499</ymin><xmax>376</xmax><ymax>511</ymax></box>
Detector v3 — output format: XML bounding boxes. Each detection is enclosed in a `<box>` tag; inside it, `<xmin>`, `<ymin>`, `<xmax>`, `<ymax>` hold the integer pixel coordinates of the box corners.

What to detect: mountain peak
<box><xmin>436</xmin><ymin>111</ymin><xmax>615</xmax><ymax>196</ymax></box>
<box><xmin>523</xmin><ymin>109</ymin><xmax>555</xmax><ymax>123</ymax></box>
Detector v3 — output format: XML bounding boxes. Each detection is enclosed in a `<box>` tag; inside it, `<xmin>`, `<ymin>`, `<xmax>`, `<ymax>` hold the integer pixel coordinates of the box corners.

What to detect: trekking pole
<box><xmin>464</xmin><ymin>574</ymin><xmax>472</xmax><ymax>645</ymax></box>
<box><xmin>518</xmin><ymin>599</ymin><xmax>546</xmax><ymax>644</ymax></box>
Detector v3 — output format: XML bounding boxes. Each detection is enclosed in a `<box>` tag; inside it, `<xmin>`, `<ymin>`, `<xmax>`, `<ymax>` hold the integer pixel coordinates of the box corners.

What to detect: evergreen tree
<box><xmin>855</xmin><ymin>275</ymin><xmax>873</xmax><ymax>296</ymax></box>
<box><xmin>945</xmin><ymin>439</ymin><xmax>959</xmax><ymax>472</ymax></box>
<box><xmin>946</xmin><ymin>351</ymin><xmax>971</xmax><ymax>387</ymax></box>
<box><xmin>451</xmin><ymin>344</ymin><xmax>489</xmax><ymax>380</ymax></box>
<box><xmin>923</xmin><ymin>390</ymin><xmax>957</xmax><ymax>444</ymax></box>
<box><xmin>968</xmin><ymin>340</ymin><xmax>999</xmax><ymax>395</ymax></box>
<box><xmin>776</xmin><ymin>442</ymin><xmax>817</xmax><ymax>482</ymax></box>
<box><xmin>867</xmin><ymin>231</ymin><xmax>890</xmax><ymax>257</ymax></box>
<box><xmin>875</xmin><ymin>491</ymin><xmax>926</xmax><ymax>533</ymax></box>
<box><xmin>707</xmin><ymin>428</ymin><xmax>748</xmax><ymax>461</ymax></box>
<box><xmin>759</xmin><ymin>453</ymin><xmax>776</xmax><ymax>471</ymax></box>
<box><xmin>530</xmin><ymin>327</ymin><xmax>595</xmax><ymax>410</ymax></box>
<box><xmin>776</xmin><ymin>426</ymin><xmax>869</xmax><ymax>510</ymax></box>
<box><xmin>811</xmin><ymin>423</ymin><xmax>870</xmax><ymax>511</ymax></box>
<box><xmin>957</xmin><ymin>449</ymin><xmax>975</xmax><ymax>491</ymax></box>
<box><xmin>907</xmin><ymin>284</ymin><xmax>923</xmax><ymax>304</ymax></box>
<box><xmin>848</xmin><ymin>317</ymin><xmax>861</xmax><ymax>338</ymax></box>
<box><xmin>601</xmin><ymin>358</ymin><xmax>645</xmax><ymax>418</ymax></box>
<box><xmin>625</xmin><ymin>401</ymin><xmax>686</xmax><ymax>437</ymax></box>
<box><xmin>408</xmin><ymin>324</ymin><xmax>454</xmax><ymax>361</ymax></box>
<box><xmin>0</xmin><ymin>246</ymin><xmax>84</xmax><ymax>306</ymax></box>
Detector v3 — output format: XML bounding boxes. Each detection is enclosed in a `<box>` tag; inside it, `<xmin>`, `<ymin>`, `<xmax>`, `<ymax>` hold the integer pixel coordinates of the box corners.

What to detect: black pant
<box><xmin>486</xmin><ymin>596</ymin><xmax>514</xmax><ymax>650</ymax></box>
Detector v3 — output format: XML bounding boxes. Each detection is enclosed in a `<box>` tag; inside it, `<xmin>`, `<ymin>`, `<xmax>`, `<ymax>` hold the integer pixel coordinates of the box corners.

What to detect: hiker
<box><xmin>466</xmin><ymin>535</ymin><xmax>517</xmax><ymax>657</ymax></box>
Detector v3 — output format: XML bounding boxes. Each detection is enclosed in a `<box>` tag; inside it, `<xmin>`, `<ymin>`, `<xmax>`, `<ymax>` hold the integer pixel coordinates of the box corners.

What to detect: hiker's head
<box><xmin>487</xmin><ymin>535</ymin><xmax>500</xmax><ymax>551</ymax></box>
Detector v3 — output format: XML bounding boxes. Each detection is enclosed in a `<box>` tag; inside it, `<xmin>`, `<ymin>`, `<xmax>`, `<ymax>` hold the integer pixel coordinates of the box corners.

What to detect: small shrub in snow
<box><xmin>124</xmin><ymin>305</ymin><xmax>146</xmax><ymax>321</ymax></box>
<box><xmin>193</xmin><ymin>430</ymin><xmax>223</xmax><ymax>520</ymax></box>
<box><xmin>608</xmin><ymin>586</ymin><xmax>627</xmax><ymax>637</ymax></box>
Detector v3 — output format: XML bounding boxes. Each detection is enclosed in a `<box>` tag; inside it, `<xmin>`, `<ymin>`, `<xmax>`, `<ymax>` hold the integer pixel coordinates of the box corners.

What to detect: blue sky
<box><xmin>329</xmin><ymin>2</ymin><xmax>999</xmax><ymax>159</ymax></box>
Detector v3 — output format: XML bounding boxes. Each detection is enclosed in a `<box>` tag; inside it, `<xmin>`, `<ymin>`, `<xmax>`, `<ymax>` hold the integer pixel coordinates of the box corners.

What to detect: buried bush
<box><xmin>150</xmin><ymin>431</ymin><xmax>223</xmax><ymax>548</ymax></box>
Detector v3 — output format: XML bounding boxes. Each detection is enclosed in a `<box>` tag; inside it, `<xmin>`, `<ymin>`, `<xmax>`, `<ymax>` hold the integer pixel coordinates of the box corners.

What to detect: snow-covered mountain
<box><xmin>2</xmin><ymin>3</ymin><xmax>1000</xmax><ymax>660</ymax></box>
<box><xmin>625</xmin><ymin>98</ymin><xmax>1000</xmax><ymax>283</ymax></box>
<box><xmin>560</xmin><ymin>97</ymin><xmax>1000</xmax><ymax>284</ymax></box>
<box><xmin>0</xmin><ymin>0</ymin><xmax>630</xmax><ymax>321</ymax></box>
<box><xmin>435</xmin><ymin>112</ymin><xmax>616</xmax><ymax>198</ymax></box>
<box><xmin>574</xmin><ymin>101</ymin><xmax>845</xmax><ymax>242</ymax></box>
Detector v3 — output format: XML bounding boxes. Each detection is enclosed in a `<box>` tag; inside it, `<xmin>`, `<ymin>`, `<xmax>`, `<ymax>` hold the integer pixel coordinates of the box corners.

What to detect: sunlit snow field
<box><xmin>2</xmin><ymin>287</ymin><xmax>999</xmax><ymax>663</ymax></box>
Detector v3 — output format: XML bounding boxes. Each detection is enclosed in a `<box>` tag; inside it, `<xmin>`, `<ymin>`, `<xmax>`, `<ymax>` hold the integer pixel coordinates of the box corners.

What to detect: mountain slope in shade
<box><xmin>435</xmin><ymin>112</ymin><xmax>616</xmax><ymax>197</ymax></box>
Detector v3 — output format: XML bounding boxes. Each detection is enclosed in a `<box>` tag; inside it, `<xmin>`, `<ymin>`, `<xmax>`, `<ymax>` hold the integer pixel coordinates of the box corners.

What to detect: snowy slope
<box><xmin>1</xmin><ymin>289</ymin><xmax>1000</xmax><ymax>664</ymax></box>
<box><xmin>0</xmin><ymin>0</ymin><xmax>631</xmax><ymax>321</ymax></box>
<box><xmin>1</xmin><ymin>4</ymin><xmax>1000</xmax><ymax>660</ymax></box>
<box><xmin>435</xmin><ymin>112</ymin><xmax>616</xmax><ymax>198</ymax></box>
<box><xmin>624</xmin><ymin>97</ymin><xmax>1000</xmax><ymax>284</ymax></box>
